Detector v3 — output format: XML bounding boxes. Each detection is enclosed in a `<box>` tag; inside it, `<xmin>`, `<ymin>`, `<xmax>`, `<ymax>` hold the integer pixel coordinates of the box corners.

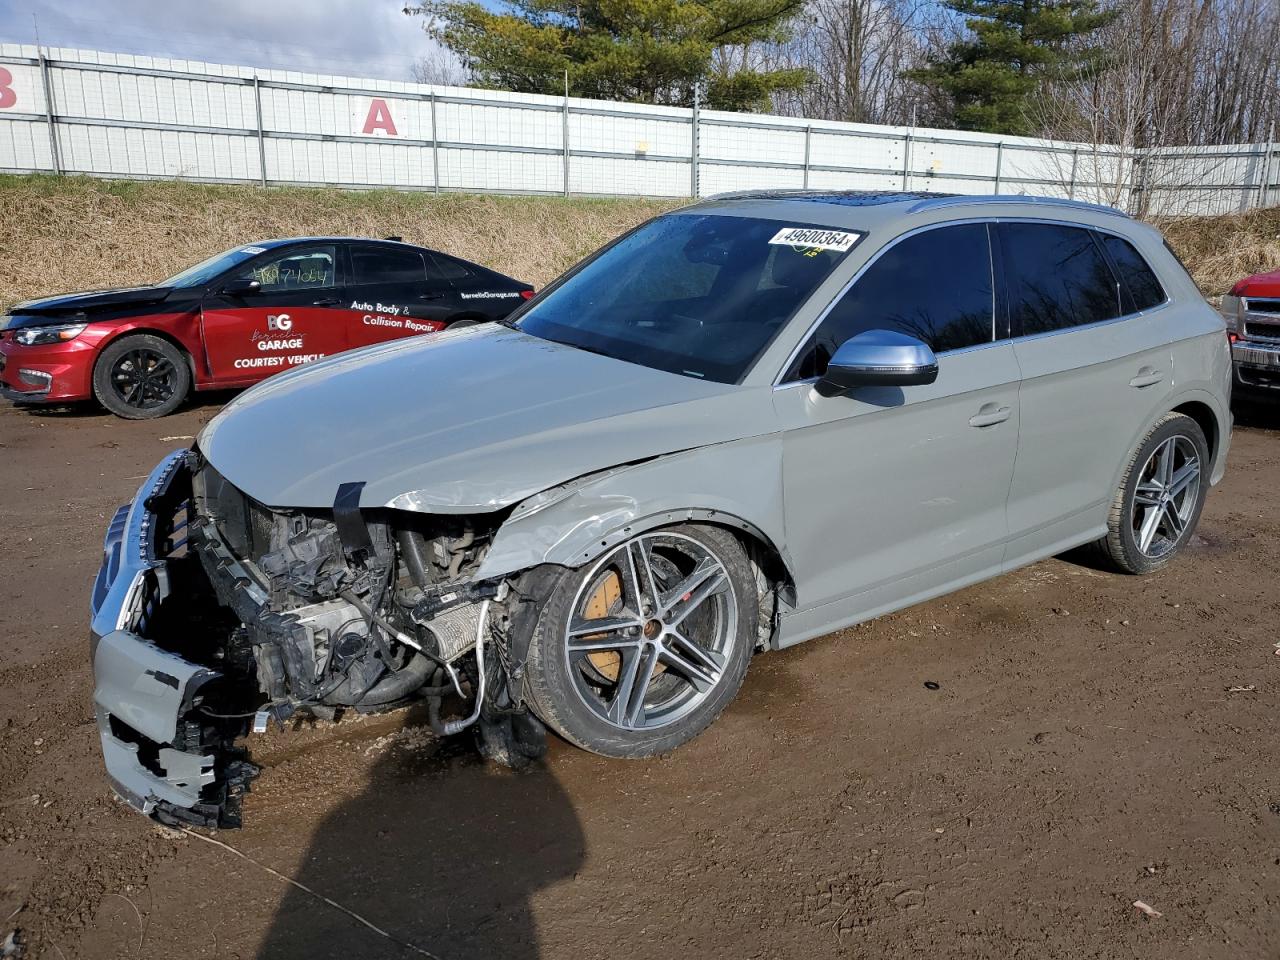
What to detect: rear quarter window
<box><xmin>1100</xmin><ymin>234</ymin><xmax>1167</xmax><ymax>311</ymax></box>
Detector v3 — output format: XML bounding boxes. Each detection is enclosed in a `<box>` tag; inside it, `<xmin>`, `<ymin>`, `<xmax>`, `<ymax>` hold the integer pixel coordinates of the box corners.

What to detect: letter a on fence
<box><xmin>362</xmin><ymin>99</ymin><xmax>398</xmax><ymax>137</ymax></box>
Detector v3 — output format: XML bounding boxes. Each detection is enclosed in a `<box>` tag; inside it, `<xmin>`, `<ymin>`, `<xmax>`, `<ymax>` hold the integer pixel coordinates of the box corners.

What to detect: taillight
<box><xmin>520</xmin><ymin>289</ymin><xmax>535</xmax><ymax>300</ymax></box>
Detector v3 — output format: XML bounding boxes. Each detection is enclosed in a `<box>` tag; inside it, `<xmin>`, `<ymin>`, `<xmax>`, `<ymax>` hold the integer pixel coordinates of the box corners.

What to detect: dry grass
<box><xmin>2</xmin><ymin>174</ymin><xmax>1277</xmax><ymax>311</ymax></box>
<box><xmin>0</xmin><ymin>175</ymin><xmax>677</xmax><ymax>311</ymax></box>
<box><xmin>1157</xmin><ymin>207</ymin><xmax>1280</xmax><ymax>296</ymax></box>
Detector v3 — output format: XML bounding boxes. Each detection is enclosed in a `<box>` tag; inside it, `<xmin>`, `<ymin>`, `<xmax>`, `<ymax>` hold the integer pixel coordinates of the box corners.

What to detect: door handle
<box><xmin>1129</xmin><ymin>369</ymin><xmax>1164</xmax><ymax>388</ymax></box>
<box><xmin>968</xmin><ymin>404</ymin><xmax>1012</xmax><ymax>428</ymax></box>
<box><xmin>419</xmin><ymin>292</ymin><xmax>445</xmax><ymax>301</ymax></box>
<box><xmin>311</xmin><ymin>297</ymin><xmax>341</xmax><ymax>306</ymax></box>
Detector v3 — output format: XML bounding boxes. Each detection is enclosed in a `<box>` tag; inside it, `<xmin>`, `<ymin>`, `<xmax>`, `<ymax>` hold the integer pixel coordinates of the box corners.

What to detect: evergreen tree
<box><xmin>910</xmin><ymin>0</ymin><xmax>1117</xmax><ymax>135</ymax></box>
<box><xmin>407</xmin><ymin>0</ymin><xmax>811</xmax><ymax>111</ymax></box>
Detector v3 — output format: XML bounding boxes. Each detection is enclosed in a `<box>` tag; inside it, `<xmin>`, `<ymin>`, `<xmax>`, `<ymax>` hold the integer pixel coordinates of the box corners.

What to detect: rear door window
<box><xmin>785</xmin><ymin>222</ymin><xmax>995</xmax><ymax>381</ymax></box>
<box><xmin>350</xmin><ymin>246</ymin><xmax>428</xmax><ymax>286</ymax></box>
<box><xmin>1099</xmin><ymin>234</ymin><xmax>1166</xmax><ymax>312</ymax></box>
<box><xmin>998</xmin><ymin>223</ymin><xmax>1121</xmax><ymax>335</ymax></box>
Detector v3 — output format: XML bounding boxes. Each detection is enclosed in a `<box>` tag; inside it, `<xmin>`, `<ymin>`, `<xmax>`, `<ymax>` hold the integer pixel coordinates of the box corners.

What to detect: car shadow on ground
<box><xmin>10</xmin><ymin>389</ymin><xmax>240</xmax><ymax>420</ymax></box>
<box><xmin>254</xmin><ymin>712</ymin><xmax>584</xmax><ymax>960</ymax></box>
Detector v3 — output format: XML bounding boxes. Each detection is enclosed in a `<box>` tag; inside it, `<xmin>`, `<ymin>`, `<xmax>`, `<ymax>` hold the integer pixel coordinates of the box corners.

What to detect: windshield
<box><xmin>516</xmin><ymin>213</ymin><xmax>861</xmax><ymax>383</ymax></box>
<box><xmin>161</xmin><ymin>245</ymin><xmax>271</xmax><ymax>288</ymax></box>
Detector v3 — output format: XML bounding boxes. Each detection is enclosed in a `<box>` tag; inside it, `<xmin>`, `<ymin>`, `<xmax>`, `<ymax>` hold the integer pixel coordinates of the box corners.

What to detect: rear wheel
<box><xmin>93</xmin><ymin>334</ymin><xmax>190</xmax><ymax>419</ymax></box>
<box><xmin>523</xmin><ymin>524</ymin><xmax>757</xmax><ymax>758</ymax></box>
<box><xmin>1097</xmin><ymin>412</ymin><xmax>1209</xmax><ymax>574</ymax></box>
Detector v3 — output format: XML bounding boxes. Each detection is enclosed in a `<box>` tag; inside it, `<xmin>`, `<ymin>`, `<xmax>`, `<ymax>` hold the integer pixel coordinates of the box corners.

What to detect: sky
<box><xmin>0</xmin><ymin>0</ymin><xmax>444</xmax><ymax>81</ymax></box>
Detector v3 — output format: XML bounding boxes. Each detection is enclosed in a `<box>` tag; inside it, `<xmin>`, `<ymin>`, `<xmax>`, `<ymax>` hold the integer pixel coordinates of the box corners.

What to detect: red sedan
<box><xmin>0</xmin><ymin>237</ymin><xmax>533</xmax><ymax>418</ymax></box>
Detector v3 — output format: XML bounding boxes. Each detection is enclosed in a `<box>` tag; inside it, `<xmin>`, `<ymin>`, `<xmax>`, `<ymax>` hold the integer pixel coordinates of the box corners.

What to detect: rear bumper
<box><xmin>89</xmin><ymin>449</ymin><xmax>255</xmax><ymax>826</ymax></box>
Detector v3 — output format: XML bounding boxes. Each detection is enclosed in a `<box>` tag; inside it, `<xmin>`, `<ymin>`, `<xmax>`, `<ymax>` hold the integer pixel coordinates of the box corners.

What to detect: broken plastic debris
<box><xmin>252</xmin><ymin>710</ymin><xmax>269</xmax><ymax>734</ymax></box>
<box><xmin>923</xmin><ymin>681</ymin><xmax>940</xmax><ymax>691</ymax></box>
<box><xmin>1133</xmin><ymin>900</ymin><xmax>1163</xmax><ymax>918</ymax></box>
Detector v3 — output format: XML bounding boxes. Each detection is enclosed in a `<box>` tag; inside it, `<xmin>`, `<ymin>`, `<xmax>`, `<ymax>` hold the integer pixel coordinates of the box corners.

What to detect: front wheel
<box><xmin>92</xmin><ymin>334</ymin><xmax>191</xmax><ymax>419</ymax></box>
<box><xmin>523</xmin><ymin>524</ymin><xmax>757</xmax><ymax>758</ymax></box>
<box><xmin>1097</xmin><ymin>412</ymin><xmax>1210</xmax><ymax>574</ymax></box>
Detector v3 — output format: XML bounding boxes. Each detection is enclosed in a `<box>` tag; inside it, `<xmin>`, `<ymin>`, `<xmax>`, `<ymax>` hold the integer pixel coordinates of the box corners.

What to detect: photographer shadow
<box><xmin>255</xmin><ymin>716</ymin><xmax>583</xmax><ymax>960</ymax></box>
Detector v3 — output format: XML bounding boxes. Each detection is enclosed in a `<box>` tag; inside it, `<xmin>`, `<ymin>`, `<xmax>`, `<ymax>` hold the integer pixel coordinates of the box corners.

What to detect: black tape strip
<box><xmin>333</xmin><ymin>481</ymin><xmax>373</xmax><ymax>559</ymax></box>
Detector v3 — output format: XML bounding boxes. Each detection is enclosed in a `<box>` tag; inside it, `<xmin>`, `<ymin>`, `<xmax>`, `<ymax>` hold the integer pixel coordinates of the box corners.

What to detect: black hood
<box><xmin>6</xmin><ymin>286</ymin><xmax>175</xmax><ymax>326</ymax></box>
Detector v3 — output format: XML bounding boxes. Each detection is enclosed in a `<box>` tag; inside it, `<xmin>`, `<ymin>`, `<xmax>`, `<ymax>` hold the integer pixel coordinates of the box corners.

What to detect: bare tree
<box><xmin>1029</xmin><ymin>0</ymin><xmax>1280</xmax><ymax>215</ymax></box>
<box><xmin>764</xmin><ymin>0</ymin><xmax>948</xmax><ymax>125</ymax></box>
<box><xmin>412</xmin><ymin>49</ymin><xmax>470</xmax><ymax>88</ymax></box>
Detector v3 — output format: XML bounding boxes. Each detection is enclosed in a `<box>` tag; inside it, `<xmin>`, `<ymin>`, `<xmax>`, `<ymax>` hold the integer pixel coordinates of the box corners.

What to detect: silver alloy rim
<box><xmin>1131</xmin><ymin>435</ymin><xmax>1200</xmax><ymax>559</ymax></box>
<box><xmin>563</xmin><ymin>532</ymin><xmax>737</xmax><ymax>732</ymax></box>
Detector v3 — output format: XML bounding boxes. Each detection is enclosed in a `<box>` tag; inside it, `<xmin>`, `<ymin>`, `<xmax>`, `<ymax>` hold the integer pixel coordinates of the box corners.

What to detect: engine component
<box><xmin>421</xmin><ymin>601</ymin><xmax>486</xmax><ymax>662</ymax></box>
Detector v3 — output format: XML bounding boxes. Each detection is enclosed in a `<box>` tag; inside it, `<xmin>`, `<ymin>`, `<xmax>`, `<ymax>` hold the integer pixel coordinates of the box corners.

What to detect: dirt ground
<box><xmin>1</xmin><ymin>393</ymin><xmax>1277</xmax><ymax>960</ymax></box>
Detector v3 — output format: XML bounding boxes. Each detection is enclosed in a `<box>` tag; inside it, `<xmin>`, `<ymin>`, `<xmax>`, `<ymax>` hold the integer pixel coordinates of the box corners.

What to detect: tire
<box><xmin>523</xmin><ymin>524</ymin><xmax>757</xmax><ymax>758</ymax></box>
<box><xmin>1096</xmin><ymin>412</ymin><xmax>1210</xmax><ymax>574</ymax></box>
<box><xmin>92</xmin><ymin>334</ymin><xmax>191</xmax><ymax>419</ymax></box>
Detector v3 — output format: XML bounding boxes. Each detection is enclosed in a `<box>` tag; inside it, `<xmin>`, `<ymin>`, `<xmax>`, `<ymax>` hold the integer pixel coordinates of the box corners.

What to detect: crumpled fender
<box><xmin>475</xmin><ymin>433</ymin><xmax>795</xmax><ymax>590</ymax></box>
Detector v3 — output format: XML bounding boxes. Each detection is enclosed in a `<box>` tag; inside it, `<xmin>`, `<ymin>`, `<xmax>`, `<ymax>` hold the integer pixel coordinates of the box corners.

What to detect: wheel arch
<box><xmin>1169</xmin><ymin>398</ymin><xmax>1219</xmax><ymax>464</ymax></box>
<box><xmin>95</xmin><ymin>327</ymin><xmax>197</xmax><ymax>381</ymax></box>
<box><xmin>1107</xmin><ymin>388</ymin><xmax>1228</xmax><ymax>496</ymax></box>
<box><xmin>475</xmin><ymin>437</ymin><xmax>797</xmax><ymax>607</ymax></box>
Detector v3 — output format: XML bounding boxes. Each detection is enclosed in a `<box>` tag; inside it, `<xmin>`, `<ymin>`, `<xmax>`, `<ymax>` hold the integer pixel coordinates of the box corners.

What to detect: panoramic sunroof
<box><xmin>719</xmin><ymin>190</ymin><xmax>958</xmax><ymax>207</ymax></box>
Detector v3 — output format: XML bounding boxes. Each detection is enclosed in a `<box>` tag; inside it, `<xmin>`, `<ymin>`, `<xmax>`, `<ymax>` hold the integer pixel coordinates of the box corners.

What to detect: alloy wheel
<box><xmin>110</xmin><ymin>348</ymin><xmax>178</xmax><ymax>411</ymax></box>
<box><xmin>563</xmin><ymin>532</ymin><xmax>738</xmax><ymax>732</ymax></box>
<box><xmin>1131</xmin><ymin>435</ymin><xmax>1201</xmax><ymax>559</ymax></box>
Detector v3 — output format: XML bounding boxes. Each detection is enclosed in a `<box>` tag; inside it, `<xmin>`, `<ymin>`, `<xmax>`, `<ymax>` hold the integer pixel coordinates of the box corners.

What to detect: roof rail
<box><xmin>906</xmin><ymin>194</ymin><xmax>1130</xmax><ymax>218</ymax></box>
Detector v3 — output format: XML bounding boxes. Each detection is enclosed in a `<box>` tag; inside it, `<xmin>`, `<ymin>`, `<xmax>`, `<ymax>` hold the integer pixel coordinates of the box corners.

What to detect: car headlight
<box><xmin>13</xmin><ymin>323</ymin><xmax>87</xmax><ymax>346</ymax></box>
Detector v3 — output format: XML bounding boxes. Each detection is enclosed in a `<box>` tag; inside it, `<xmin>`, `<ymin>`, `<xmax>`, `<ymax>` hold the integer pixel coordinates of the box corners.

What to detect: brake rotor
<box><xmin>581</xmin><ymin>569</ymin><xmax>665</xmax><ymax>682</ymax></box>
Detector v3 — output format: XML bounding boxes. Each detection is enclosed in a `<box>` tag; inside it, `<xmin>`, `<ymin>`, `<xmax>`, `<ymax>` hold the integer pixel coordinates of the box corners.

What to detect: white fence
<box><xmin>0</xmin><ymin>43</ymin><xmax>1276</xmax><ymax>216</ymax></box>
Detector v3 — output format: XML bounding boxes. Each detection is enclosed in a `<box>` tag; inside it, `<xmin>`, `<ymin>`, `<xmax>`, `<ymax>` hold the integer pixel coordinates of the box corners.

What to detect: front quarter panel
<box><xmin>475</xmin><ymin>433</ymin><xmax>791</xmax><ymax>583</ymax></box>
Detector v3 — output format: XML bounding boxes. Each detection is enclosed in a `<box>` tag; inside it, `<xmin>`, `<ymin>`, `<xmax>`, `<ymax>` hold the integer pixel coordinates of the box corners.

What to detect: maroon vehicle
<box><xmin>0</xmin><ymin>238</ymin><xmax>533</xmax><ymax>418</ymax></box>
<box><xmin>1220</xmin><ymin>267</ymin><xmax>1280</xmax><ymax>396</ymax></box>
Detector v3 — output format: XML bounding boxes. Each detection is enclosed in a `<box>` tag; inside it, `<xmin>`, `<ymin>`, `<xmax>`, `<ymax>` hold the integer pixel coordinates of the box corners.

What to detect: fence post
<box><xmin>993</xmin><ymin>142</ymin><xmax>1003</xmax><ymax>194</ymax></box>
<box><xmin>690</xmin><ymin>85</ymin><xmax>700</xmax><ymax>198</ymax></box>
<box><xmin>803</xmin><ymin>124</ymin><xmax>811</xmax><ymax>190</ymax></box>
<box><xmin>430</xmin><ymin>91</ymin><xmax>441</xmax><ymax>194</ymax></box>
<box><xmin>253</xmin><ymin>76</ymin><xmax>267</xmax><ymax>187</ymax></box>
<box><xmin>901</xmin><ymin>131</ymin><xmax>912</xmax><ymax>190</ymax></box>
<box><xmin>1260</xmin><ymin>121</ymin><xmax>1275</xmax><ymax>210</ymax></box>
<box><xmin>1068</xmin><ymin>147</ymin><xmax>1079</xmax><ymax>199</ymax></box>
<box><xmin>562</xmin><ymin>71</ymin><xmax>571</xmax><ymax>197</ymax></box>
<box><xmin>38</xmin><ymin>49</ymin><xmax>62</xmax><ymax>175</ymax></box>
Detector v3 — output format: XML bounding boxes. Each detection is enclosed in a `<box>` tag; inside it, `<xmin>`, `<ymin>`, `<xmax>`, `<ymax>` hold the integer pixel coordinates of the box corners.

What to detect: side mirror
<box><xmin>816</xmin><ymin>329</ymin><xmax>938</xmax><ymax>397</ymax></box>
<box><xmin>220</xmin><ymin>277</ymin><xmax>261</xmax><ymax>296</ymax></box>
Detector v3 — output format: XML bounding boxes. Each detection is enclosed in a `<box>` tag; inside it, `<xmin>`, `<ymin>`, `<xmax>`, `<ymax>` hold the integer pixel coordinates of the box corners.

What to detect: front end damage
<box><xmin>90</xmin><ymin>449</ymin><xmax>546</xmax><ymax>828</ymax></box>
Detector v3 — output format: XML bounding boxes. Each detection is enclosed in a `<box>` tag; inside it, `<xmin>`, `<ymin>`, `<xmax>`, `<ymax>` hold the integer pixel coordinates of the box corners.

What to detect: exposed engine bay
<box><xmin>135</xmin><ymin>450</ymin><xmax>549</xmax><ymax>827</ymax></box>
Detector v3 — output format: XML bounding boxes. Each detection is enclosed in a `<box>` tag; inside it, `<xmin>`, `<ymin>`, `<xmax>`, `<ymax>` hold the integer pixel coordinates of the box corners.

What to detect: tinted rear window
<box><xmin>1100</xmin><ymin>234</ymin><xmax>1166</xmax><ymax>312</ymax></box>
<box><xmin>427</xmin><ymin>253</ymin><xmax>473</xmax><ymax>281</ymax></box>
<box><xmin>787</xmin><ymin>223</ymin><xmax>994</xmax><ymax>380</ymax></box>
<box><xmin>351</xmin><ymin>247</ymin><xmax>427</xmax><ymax>285</ymax></box>
<box><xmin>999</xmin><ymin>223</ymin><xmax>1121</xmax><ymax>335</ymax></box>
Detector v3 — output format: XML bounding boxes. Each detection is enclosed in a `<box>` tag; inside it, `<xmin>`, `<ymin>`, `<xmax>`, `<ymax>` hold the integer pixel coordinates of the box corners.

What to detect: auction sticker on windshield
<box><xmin>769</xmin><ymin>227</ymin><xmax>863</xmax><ymax>253</ymax></box>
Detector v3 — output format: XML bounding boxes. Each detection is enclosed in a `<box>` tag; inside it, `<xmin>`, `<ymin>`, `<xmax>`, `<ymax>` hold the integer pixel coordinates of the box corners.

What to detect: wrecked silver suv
<box><xmin>89</xmin><ymin>192</ymin><xmax>1231</xmax><ymax>826</ymax></box>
